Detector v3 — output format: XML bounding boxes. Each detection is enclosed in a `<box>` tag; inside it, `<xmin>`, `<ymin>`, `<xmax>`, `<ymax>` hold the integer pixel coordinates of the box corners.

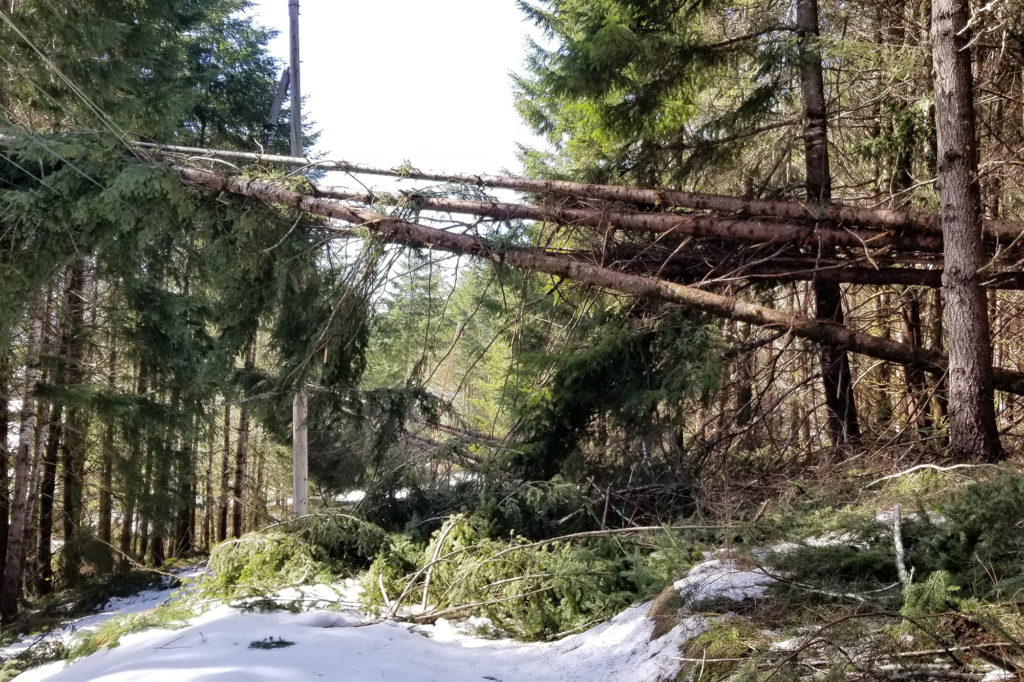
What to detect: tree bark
<box><xmin>118</xmin><ymin>362</ymin><xmax>147</xmax><ymax>573</ymax></box>
<box><xmin>174</xmin><ymin>424</ymin><xmax>196</xmax><ymax>557</ymax></box>
<box><xmin>931</xmin><ymin>0</ymin><xmax>1003</xmax><ymax>460</ymax></box>
<box><xmin>231</xmin><ymin>344</ymin><xmax>254</xmax><ymax>539</ymax></box>
<box><xmin>218</xmin><ymin>401</ymin><xmax>230</xmax><ymax>543</ymax></box>
<box><xmin>292</xmin><ymin>388</ymin><xmax>308</xmax><ymax>517</ymax></box>
<box><xmin>797</xmin><ymin>0</ymin><xmax>860</xmax><ymax>445</ymax></box>
<box><xmin>60</xmin><ymin>260</ymin><xmax>88</xmax><ymax>587</ymax></box>
<box><xmin>900</xmin><ymin>287</ymin><xmax>933</xmax><ymax>431</ymax></box>
<box><xmin>142</xmin><ymin>141</ymin><xmax>1024</xmax><ymax>243</ymax></box>
<box><xmin>175</xmin><ymin>166</ymin><xmax>1024</xmax><ymax>396</ymax></box>
<box><xmin>0</xmin><ymin>342</ymin><xmax>9</xmax><ymax>587</ymax></box>
<box><xmin>36</xmin><ymin>399</ymin><xmax>61</xmax><ymax>595</ymax></box>
<box><xmin>1</xmin><ymin>294</ymin><xmax>45</xmax><ymax>623</ymax></box>
<box><xmin>98</xmin><ymin>336</ymin><xmax>116</xmax><ymax>551</ymax></box>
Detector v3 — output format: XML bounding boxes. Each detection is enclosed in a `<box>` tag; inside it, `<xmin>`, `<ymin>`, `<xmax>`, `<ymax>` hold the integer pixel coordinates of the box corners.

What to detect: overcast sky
<box><xmin>245</xmin><ymin>0</ymin><xmax>546</xmax><ymax>178</ymax></box>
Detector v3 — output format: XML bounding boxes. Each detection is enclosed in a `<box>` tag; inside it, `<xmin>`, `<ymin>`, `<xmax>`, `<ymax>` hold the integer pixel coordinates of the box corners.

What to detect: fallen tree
<box><xmin>141</xmin><ymin>141</ymin><xmax>1024</xmax><ymax>244</ymax></box>
<box><xmin>173</xmin><ymin>165</ymin><xmax>1024</xmax><ymax>396</ymax></box>
<box><xmin>311</xmin><ymin>186</ymin><xmax>942</xmax><ymax>253</ymax></box>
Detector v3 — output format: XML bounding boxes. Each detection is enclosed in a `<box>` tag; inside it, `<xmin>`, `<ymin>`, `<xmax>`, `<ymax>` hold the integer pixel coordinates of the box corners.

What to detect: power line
<box><xmin>0</xmin><ymin>8</ymin><xmax>134</xmax><ymax>154</ymax></box>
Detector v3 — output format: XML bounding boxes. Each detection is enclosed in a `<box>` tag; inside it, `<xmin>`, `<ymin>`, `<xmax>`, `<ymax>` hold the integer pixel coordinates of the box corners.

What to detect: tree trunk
<box><xmin>98</xmin><ymin>337</ymin><xmax>116</xmax><ymax>550</ymax></box>
<box><xmin>60</xmin><ymin>260</ymin><xmax>89</xmax><ymax>587</ymax></box>
<box><xmin>177</xmin><ymin>166</ymin><xmax>1024</xmax><ymax>396</ymax></box>
<box><xmin>218</xmin><ymin>402</ymin><xmax>230</xmax><ymax>543</ymax></box>
<box><xmin>797</xmin><ymin>0</ymin><xmax>860</xmax><ymax>446</ymax></box>
<box><xmin>292</xmin><ymin>388</ymin><xmax>308</xmax><ymax>517</ymax></box>
<box><xmin>1</xmin><ymin>294</ymin><xmax>45</xmax><ymax>623</ymax></box>
<box><xmin>928</xmin><ymin>289</ymin><xmax>949</xmax><ymax>432</ymax></box>
<box><xmin>138</xmin><ymin>439</ymin><xmax>153</xmax><ymax>563</ymax></box>
<box><xmin>174</xmin><ymin>423</ymin><xmax>195</xmax><ymax>557</ymax></box>
<box><xmin>35</xmin><ymin>399</ymin><xmax>61</xmax><ymax>595</ymax></box>
<box><xmin>149</xmin><ymin>536</ymin><xmax>164</xmax><ymax>567</ymax></box>
<box><xmin>203</xmin><ymin>421</ymin><xmax>214</xmax><ymax>551</ymax></box>
<box><xmin>900</xmin><ymin>287</ymin><xmax>933</xmax><ymax>431</ymax></box>
<box><xmin>149</xmin><ymin>140</ymin><xmax>1024</xmax><ymax>243</ymax></box>
<box><xmin>931</xmin><ymin>0</ymin><xmax>1003</xmax><ymax>460</ymax></box>
<box><xmin>117</xmin><ymin>362</ymin><xmax>147</xmax><ymax>573</ymax></box>
<box><xmin>0</xmin><ymin>343</ymin><xmax>9</xmax><ymax>586</ymax></box>
<box><xmin>232</xmin><ymin>344</ymin><xmax>254</xmax><ymax>539</ymax></box>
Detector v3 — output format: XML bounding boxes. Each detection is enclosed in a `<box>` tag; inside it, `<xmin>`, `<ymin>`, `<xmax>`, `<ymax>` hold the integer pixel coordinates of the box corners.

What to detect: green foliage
<box><xmin>757</xmin><ymin>471</ymin><xmax>1024</xmax><ymax>617</ymax></box>
<box><xmin>352</xmin><ymin>477</ymin><xmax>595</xmax><ymax>543</ymax></box>
<box><xmin>512</xmin><ymin>308</ymin><xmax>721</xmax><ymax>479</ymax></box>
<box><xmin>681</xmin><ymin>617</ymin><xmax>769</xmax><ymax>681</ymax></box>
<box><xmin>902</xmin><ymin>472</ymin><xmax>1024</xmax><ymax>598</ymax></box>
<box><xmin>0</xmin><ymin>642</ymin><xmax>67</xmax><ymax>682</ymax></box>
<box><xmin>3</xmin><ymin>0</ymin><xmax>305</xmax><ymax>150</ymax></box>
<box><xmin>901</xmin><ymin>570</ymin><xmax>957</xmax><ymax>619</ymax></box>
<box><xmin>294</xmin><ymin>515</ymin><xmax>391</xmax><ymax>569</ymax></box>
<box><xmin>470</xmin><ymin>479</ymin><xmax>595</xmax><ymax>540</ymax></box>
<box><xmin>516</xmin><ymin>0</ymin><xmax>793</xmax><ymax>186</ymax></box>
<box><xmin>774</xmin><ymin>543</ymin><xmax>899</xmax><ymax>590</ymax></box>
<box><xmin>204</xmin><ymin>532</ymin><xmax>332</xmax><ymax>599</ymax></box>
<box><xmin>68</xmin><ymin>589</ymin><xmax>199</xmax><ymax>660</ymax></box>
<box><xmin>202</xmin><ymin>514</ymin><xmax>394</xmax><ymax>600</ymax></box>
<box><xmin>361</xmin><ymin>516</ymin><xmax>693</xmax><ymax>641</ymax></box>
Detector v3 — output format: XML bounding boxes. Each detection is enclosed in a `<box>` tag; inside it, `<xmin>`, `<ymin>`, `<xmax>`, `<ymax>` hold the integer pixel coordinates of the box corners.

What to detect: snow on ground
<box><xmin>673</xmin><ymin>559</ymin><xmax>776</xmax><ymax>606</ymax></box>
<box><xmin>16</xmin><ymin>593</ymin><xmax>702</xmax><ymax>681</ymax></box>
<box><xmin>3</xmin><ymin>567</ymin><xmax>204</xmax><ymax>659</ymax></box>
<box><xmin>12</xmin><ymin>573</ymin><xmax>711</xmax><ymax>682</ymax></box>
<box><xmin>8</xmin><ymin>554</ymin><xmax>799</xmax><ymax>681</ymax></box>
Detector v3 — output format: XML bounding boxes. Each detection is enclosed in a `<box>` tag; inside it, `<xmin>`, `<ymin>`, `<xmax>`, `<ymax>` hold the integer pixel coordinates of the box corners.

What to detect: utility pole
<box><xmin>289</xmin><ymin>0</ymin><xmax>309</xmax><ymax>517</ymax></box>
<box><xmin>288</xmin><ymin>0</ymin><xmax>302</xmax><ymax>158</ymax></box>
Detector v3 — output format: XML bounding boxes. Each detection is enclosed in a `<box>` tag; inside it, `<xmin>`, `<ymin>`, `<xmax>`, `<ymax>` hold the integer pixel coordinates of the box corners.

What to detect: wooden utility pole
<box><xmin>292</xmin><ymin>388</ymin><xmax>308</xmax><ymax>516</ymax></box>
<box><xmin>288</xmin><ymin>0</ymin><xmax>302</xmax><ymax>159</ymax></box>
<box><xmin>289</xmin><ymin>0</ymin><xmax>309</xmax><ymax>517</ymax></box>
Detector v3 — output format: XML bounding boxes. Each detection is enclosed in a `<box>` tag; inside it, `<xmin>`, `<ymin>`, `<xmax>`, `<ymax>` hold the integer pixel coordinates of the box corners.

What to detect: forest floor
<box><xmin>8</xmin><ymin>576</ymin><xmax>699</xmax><ymax>681</ymax></box>
<box><xmin>5</xmin><ymin>465</ymin><xmax>1024</xmax><ymax>681</ymax></box>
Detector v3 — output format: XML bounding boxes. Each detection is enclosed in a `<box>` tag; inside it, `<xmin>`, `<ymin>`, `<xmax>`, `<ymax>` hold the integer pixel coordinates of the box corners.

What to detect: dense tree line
<box><xmin>0</xmin><ymin>0</ymin><xmax>1022</xmax><ymax>628</ymax></box>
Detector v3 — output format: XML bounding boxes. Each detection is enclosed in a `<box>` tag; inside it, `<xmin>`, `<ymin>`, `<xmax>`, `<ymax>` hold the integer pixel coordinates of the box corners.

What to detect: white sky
<box><xmin>245</xmin><ymin>0</ymin><xmax>547</xmax><ymax>177</ymax></box>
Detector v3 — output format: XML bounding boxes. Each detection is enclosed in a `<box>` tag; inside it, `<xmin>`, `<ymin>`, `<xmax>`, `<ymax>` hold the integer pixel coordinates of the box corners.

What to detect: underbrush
<box><xmin>361</xmin><ymin>515</ymin><xmax>702</xmax><ymax>640</ymax></box>
<box><xmin>201</xmin><ymin>514</ymin><xmax>393</xmax><ymax>598</ymax></box>
<box><xmin>13</xmin><ymin>465</ymin><xmax>1024</xmax><ymax>678</ymax></box>
<box><xmin>360</xmin><ymin>478</ymin><xmax>600</xmax><ymax>542</ymax></box>
<box><xmin>761</xmin><ymin>468</ymin><xmax>1024</xmax><ymax>599</ymax></box>
<box><xmin>197</xmin><ymin>506</ymin><xmax>704</xmax><ymax>641</ymax></box>
<box><xmin>0</xmin><ymin>569</ymin><xmax>170</xmax><ymax>680</ymax></box>
<box><xmin>67</xmin><ymin>590</ymin><xmax>198</xmax><ymax>661</ymax></box>
<box><xmin>727</xmin><ymin>466</ymin><xmax>1024</xmax><ymax>679</ymax></box>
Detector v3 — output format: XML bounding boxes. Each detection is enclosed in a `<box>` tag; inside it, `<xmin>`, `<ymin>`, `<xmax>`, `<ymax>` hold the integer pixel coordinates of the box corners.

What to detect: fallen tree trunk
<box><xmin>314</xmin><ymin>187</ymin><xmax>941</xmax><ymax>253</ymax></box>
<box><xmin>631</xmin><ymin>259</ymin><xmax>1024</xmax><ymax>288</ymax></box>
<box><xmin>143</xmin><ymin>141</ymin><xmax>1024</xmax><ymax>243</ymax></box>
<box><xmin>173</xmin><ymin>165</ymin><xmax>1024</xmax><ymax>396</ymax></box>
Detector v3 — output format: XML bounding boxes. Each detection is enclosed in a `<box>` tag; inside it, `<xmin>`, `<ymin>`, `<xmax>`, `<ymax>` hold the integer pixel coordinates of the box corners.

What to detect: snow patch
<box><xmin>673</xmin><ymin>559</ymin><xmax>776</xmax><ymax>606</ymax></box>
<box><xmin>15</xmin><ymin>593</ymin><xmax>707</xmax><ymax>681</ymax></box>
<box><xmin>292</xmin><ymin>611</ymin><xmax>355</xmax><ymax>628</ymax></box>
<box><xmin>2</xmin><ymin>566</ymin><xmax>203</xmax><ymax>659</ymax></box>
